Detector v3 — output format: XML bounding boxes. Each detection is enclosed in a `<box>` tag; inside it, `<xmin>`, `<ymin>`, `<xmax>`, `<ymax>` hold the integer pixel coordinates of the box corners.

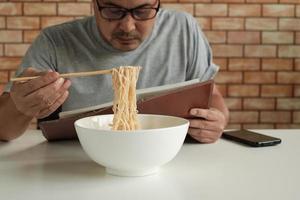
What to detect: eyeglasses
<box><xmin>96</xmin><ymin>0</ymin><xmax>160</xmax><ymax>21</ymax></box>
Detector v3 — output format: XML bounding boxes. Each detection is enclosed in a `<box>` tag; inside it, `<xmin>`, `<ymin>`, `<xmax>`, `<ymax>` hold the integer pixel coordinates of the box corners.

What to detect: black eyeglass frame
<box><xmin>95</xmin><ymin>0</ymin><xmax>160</xmax><ymax>21</ymax></box>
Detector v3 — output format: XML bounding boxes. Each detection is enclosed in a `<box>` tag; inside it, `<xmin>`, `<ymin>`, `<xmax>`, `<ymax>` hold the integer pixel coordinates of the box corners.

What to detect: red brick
<box><xmin>195</xmin><ymin>4</ymin><xmax>227</xmax><ymax>17</ymax></box>
<box><xmin>179</xmin><ymin>0</ymin><xmax>210</xmax><ymax>2</ymax></box>
<box><xmin>245</xmin><ymin>45</ymin><xmax>276</xmax><ymax>58</ymax></box>
<box><xmin>275</xmin><ymin>124</ymin><xmax>299</xmax><ymax>129</ymax></box>
<box><xmin>262</xmin><ymin>58</ymin><xmax>293</xmax><ymax>71</ymax></box>
<box><xmin>213</xmin><ymin>0</ymin><xmax>245</xmax><ymax>2</ymax></box>
<box><xmin>0</xmin><ymin>31</ymin><xmax>22</xmax><ymax>43</ymax></box>
<box><xmin>204</xmin><ymin>31</ymin><xmax>226</xmax><ymax>43</ymax></box>
<box><xmin>0</xmin><ymin>3</ymin><xmax>22</xmax><ymax>15</ymax></box>
<box><xmin>246</xmin><ymin>18</ymin><xmax>277</xmax><ymax>30</ymax></box>
<box><xmin>277</xmin><ymin>99</ymin><xmax>300</xmax><ymax>110</ymax></box>
<box><xmin>58</xmin><ymin>3</ymin><xmax>92</xmax><ymax>16</ymax></box>
<box><xmin>247</xmin><ymin>0</ymin><xmax>277</xmax><ymax>2</ymax></box>
<box><xmin>276</xmin><ymin>124</ymin><xmax>300</xmax><ymax>129</ymax></box>
<box><xmin>161</xmin><ymin>3</ymin><xmax>194</xmax><ymax>15</ymax></box>
<box><xmin>24</xmin><ymin>30</ymin><xmax>40</xmax><ymax>43</ymax></box>
<box><xmin>226</xmin><ymin>124</ymin><xmax>242</xmax><ymax>129</ymax></box>
<box><xmin>0</xmin><ymin>71</ymin><xmax>8</xmax><ymax>83</ymax></box>
<box><xmin>0</xmin><ymin>45</ymin><xmax>3</xmax><ymax>56</ymax></box>
<box><xmin>243</xmin><ymin>124</ymin><xmax>274</xmax><ymax>129</ymax></box>
<box><xmin>261</xmin><ymin>111</ymin><xmax>291</xmax><ymax>123</ymax></box>
<box><xmin>296</xmin><ymin>59</ymin><xmax>300</xmax><ymax>71</ymax></box>
<box><xmin>228</xmin><ymin>31</ymin><xmax>260</xmax><ymax>44</ymax></box>
<box><xmin>7</xmin><ymin>17</ymin><xmax>40</xmax><ymax>29</ymax></box>
<box><xmin>212</xmin><ymin>45</ymin><xmax>243</xmax><ymax>57</ymax></box>
<box><xmin>0</xmin><ymin>84</ymin><xmax>5</xmax><ymax>95</ymax></box>
<box><xmin>262</xmin><ymin>32</ymin><xmax>293</xmax><ymax>44</ymax></box>
<box><xmin>228</xmin><ymin>58</ymin><xmax>260</xmax><ymax>71</ymax></box>
<box><xmin>279</xmin><ymin>19</ymin><xmax>300</xmax><ymax>31</ymax></box>
<box><xmin>278</xmin><ymin>72</ymin><xmax>300</xmax><ymax>83</ymax></box>
<box><xmin>225</xmin><ymin>98</ymin><xmax>242</xmax><ymax>110</ymax></box>
<box><xmin>215</xmin><ymin>71</ymin><xmax>243</xmax><ymax>83</ymax></box>
<box><xmin>263</xmin><ymin>4</ymin><xmax>294</xmax><ymax>17</ymax></box>
<box><xmin>9</xmin><ymin>71</ymin><xmax>16</xmax><ymax>80</ymax></box>
<box><xmin>0</xmin><ymin>17</ymin><xmax>5</xmax><ymax>28</ymax></box>
<box><xmin>4</xmin><ymin>44</ymin><xmax>30</xmax><ymax>57</ymax></box>
<box><xmin>213</xmin><ymin>58</ymin><xmax>227</xmax><ymax>70</ymax></box>
<box><xmin>0</xmin><ymin>57</ymin><xmax>22</xmax><ymax>70</ymax></box>
<box><xmin>261</xmin><ymin>85</ymin><xmax>293</xmax><ymax>97</ymax></box>
<box><xmin>228</xmin><ymin>85</ymin><xmax>259</xmax><ymax>97</ymax></box>
<box><xmin>196</xmin><ymin>17</ymin><xmax>211</xmax><ymax>30</ymax></box>
<box><xmin>294</xmin><ymin>111</ymin><xmax>300</xmax><ymax>123</ymax></box>
<box><xmin>244</xmin><ymin>98</ymin><xmax>275</xmax><ymax>110</ymax></box>
<box><xmin>230</xmin><ymin>111</ymin><xmax>259</xmax><ymax>123</ymax></box>
<box><xmin>11</xmin><ymin>0</ymin><xmax>42</xmax><ymax>1</ymax></box>
<box><xmin>41</xmin><ymin>17</ymin><xmax>74</xmax><ymax>28</ymax></box>
<box><xmin>212</xmin><ymin>18</ymin><xmax>244</xmax><ymax>30</ymax></box>
<box><xmin>24</xmin><ymin>3</ymin><xmax>56</xmax><ymax>15</ymax></box>
<box><xmin>279</xmin><ymin>45</ymin><xmax>300</xmax><ymax>58</ymax></box>
<box><xmin>216</xmin><ymin>84</ymin><xmax>227</xmax><ymax>97</ymax></box>
<box><xmin>280</xmin><ymin>0</ymin><xmax>300</xmax><ymax>3</ymax></box>
<box><xmin>296</xmin><ymin>32</ymin><xmax>300</xmax><ymax>44</ymax></box>
<box><xmin>229</xmin><ymin>4</ymin><xmax>261</xmax><ymax>17</ymax></box>
<box><xmin>295</xmin><ymin>85</ymin><xmax>300</xmax><ymax>97</ymax></box>
<box><xmin>244</xmin><ymin>72</ymin><xmax>276</xmax><ymax>83</ymax></box>
<box><xmin>43</xmin><ymin>0</ymin><xmax>73</xmax><ymax>1</ymax></box>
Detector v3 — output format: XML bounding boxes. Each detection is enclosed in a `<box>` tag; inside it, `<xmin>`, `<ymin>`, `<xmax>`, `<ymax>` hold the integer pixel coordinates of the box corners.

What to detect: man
<box><xmin>0</xmin><ymin>0</ymin><xmax>229</xmax><ymax>142</ymax></box>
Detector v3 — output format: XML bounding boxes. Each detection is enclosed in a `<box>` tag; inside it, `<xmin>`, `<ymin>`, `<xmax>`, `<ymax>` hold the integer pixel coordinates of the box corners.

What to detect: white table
<box><xmin>0</xmin><ymin>130</ymin><xmax>299</xmax><ymax>200</ymax></box>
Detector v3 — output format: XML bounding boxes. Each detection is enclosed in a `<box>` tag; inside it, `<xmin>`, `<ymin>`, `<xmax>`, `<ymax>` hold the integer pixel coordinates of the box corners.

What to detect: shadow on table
<box><xmin>184</xmin><ymin>134</ymin><xmax>202</xmax><ymax>144</ymax></box>
<box><xmin>1</xmin><ymin>140</ymin><xmax>107</xmax><ymax>181</ymax></box>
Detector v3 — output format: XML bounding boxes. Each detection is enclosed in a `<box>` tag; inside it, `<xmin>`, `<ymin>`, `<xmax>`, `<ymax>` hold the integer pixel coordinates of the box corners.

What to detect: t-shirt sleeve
<box><xmin>4</xmin><ymin>30</ymin><xmax>57</xmax><ymax>92</ymax></box>
<box><xmin>185</xmin><ymin>15</ymin><xmax>219</xmax><ymax>81</ymax></box>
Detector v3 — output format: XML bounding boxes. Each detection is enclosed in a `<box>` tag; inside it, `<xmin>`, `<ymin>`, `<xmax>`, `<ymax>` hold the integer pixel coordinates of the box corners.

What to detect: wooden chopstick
<box><xmin>10</xmin><ymin>69</ymin><xmax>113</xmax><ymax>82</ymax></box>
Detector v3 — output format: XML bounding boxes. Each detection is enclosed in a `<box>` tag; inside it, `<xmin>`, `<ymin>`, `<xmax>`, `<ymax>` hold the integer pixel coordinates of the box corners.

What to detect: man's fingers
<box><xmin>189</xmin><ymin>118</ymin><xmax>224</xmax><ymax>132</ymax></box>
<box><xmin>9</xmin><ymin>68</ymin><xmax>69</xmax><ymax>119</ymax></box>
<box><xmin>188</xmin><ymin>128</ymin><xmax>218</xmax><ymax>143</ymax></box>
<box><xmin>24</xmin><ymin>71</ymin><xmax>59</xmax><ymax>95</ymax></box>
<box><xmin>190</xmin><ymin>108</ymin><xmax>219</xmax><ymax>121</ymax></box>
<box><xmin>189</xmin><ymin>128</ymin><xmax>214</xmax><ymax>138</ymax></box>
<box><xmin>37</xmin><ymin>91</ymin><xmax>69</xmax><ymax>119</ymax></box>
<box><xmin>16</xmin><ymin>71</ymin><xmax>59</xmax><ymax>96</ymax></box>
<box><xmin>42</xmin><ymin>80</ymin><xmax>71</xmax><ymax>106</ymax></box>
<box><xmin>26</xmin><ymin>79</ymin><xmax>71</xmax><ymax>109</ymax></box>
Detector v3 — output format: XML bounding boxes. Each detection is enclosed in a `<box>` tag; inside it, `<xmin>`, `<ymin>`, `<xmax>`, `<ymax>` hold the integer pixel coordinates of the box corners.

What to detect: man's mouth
<box><xmin>115</xmin><ymin>37</ymin><xmax>138</xmax><ymax>45</ymax></box>
<box><xmin>116</xmin><ymin>37</ymin><xmax>137</xmax><ymax>41</ymax></box>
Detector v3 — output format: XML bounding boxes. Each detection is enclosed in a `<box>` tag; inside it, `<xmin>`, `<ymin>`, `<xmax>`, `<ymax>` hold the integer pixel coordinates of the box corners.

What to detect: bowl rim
<box><xmin>74</xmin><ymin>114</ymin><xmax>190</xmax><ymax>134</ymax></box>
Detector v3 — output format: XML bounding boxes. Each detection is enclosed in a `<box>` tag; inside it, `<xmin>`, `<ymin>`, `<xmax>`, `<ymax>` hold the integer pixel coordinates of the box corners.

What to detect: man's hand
<box><xmin>188</xmin><ymin>108</ymin><xmax>227</xmax><ymax>143</ymax></box>
<box><xmin>10</xmin><ymin>68</ymin><xmax>71</xmax><ymax>119</ymax></box>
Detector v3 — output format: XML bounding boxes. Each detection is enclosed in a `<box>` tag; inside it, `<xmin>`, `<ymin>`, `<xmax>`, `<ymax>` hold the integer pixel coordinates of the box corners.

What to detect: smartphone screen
<box><xmin>222</xmin><ymin>130</ymin><xmax>281</xmax><ymax>147</ymax></box>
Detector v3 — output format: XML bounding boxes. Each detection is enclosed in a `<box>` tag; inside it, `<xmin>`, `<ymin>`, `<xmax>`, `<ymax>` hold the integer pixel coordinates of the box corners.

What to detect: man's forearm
<box><xmin>0</xmin><ymin>93</ymin><xmax>33</xmax><ymax>141</ymax></box>
<box><xmin>211</xmin><ymin>85</ymin><xmax>229</xmax><ymax>124</ymax></box>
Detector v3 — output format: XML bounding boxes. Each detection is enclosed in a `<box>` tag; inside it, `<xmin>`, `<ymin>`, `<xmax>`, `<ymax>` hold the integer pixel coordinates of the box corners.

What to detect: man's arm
<box><xmin>210</xmin><ymin>84</ymin><xmax>229</xmax><ymax>124</ymax></box>
<box><xmin>0</xmin><ymin>68</ymin><xmax>71</xmax><ymax>142</ymax></box>
<box><xmin>0</xmin><ymin>93</ymin><xmax>33</xmax><ymax>141</ymax></box>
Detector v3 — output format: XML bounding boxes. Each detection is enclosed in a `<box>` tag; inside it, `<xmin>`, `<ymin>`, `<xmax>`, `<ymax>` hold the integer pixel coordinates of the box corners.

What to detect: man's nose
<box><xmin>119</xmin><ymin>14</ymin><xmax>136</xmax><ymax>33</ymax></box>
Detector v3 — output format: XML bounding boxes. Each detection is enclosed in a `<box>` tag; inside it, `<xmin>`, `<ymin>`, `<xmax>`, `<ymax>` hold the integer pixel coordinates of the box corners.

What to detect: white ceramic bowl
<box><xmin>74</xmin><ymin>114</ymin><xmax>189</xmax><ymax>177</ymax></box>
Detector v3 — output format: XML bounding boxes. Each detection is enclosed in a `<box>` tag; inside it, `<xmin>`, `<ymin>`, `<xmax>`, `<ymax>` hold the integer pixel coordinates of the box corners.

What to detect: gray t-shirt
<box><xmin>5</xmin><ymin>9</ymin><xmax>218</xmax><ymax>112</ymax></box>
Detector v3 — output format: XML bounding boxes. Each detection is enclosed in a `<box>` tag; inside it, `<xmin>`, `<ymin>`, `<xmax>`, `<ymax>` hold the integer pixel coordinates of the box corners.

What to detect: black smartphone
<box><xmin>222</xmin><ymin>129</ymin><xmax>281</xmax><ymax>147</ymax></box>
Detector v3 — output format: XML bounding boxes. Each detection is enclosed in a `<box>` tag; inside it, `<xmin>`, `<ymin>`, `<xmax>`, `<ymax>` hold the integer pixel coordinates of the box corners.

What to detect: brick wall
<box><xmin>0</xmin><ymin>0</ymin><xmax>299</xmax><ymax>129</ymax></box>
